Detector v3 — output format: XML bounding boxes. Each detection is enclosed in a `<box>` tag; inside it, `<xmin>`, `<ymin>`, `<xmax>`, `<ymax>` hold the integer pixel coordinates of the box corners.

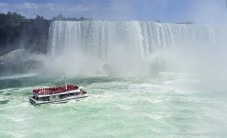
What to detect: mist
<box><xmin>42</xmin><ymin>47</ymin><xmax>104</xmax><ymax>77</ymax></box>
<box><xmin>34</xmin><ymin>20</ymin><xmax>227</xmax><ymax>93</ymax></box>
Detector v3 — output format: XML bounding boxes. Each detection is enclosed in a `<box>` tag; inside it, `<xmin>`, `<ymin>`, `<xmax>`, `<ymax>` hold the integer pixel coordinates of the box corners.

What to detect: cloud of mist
<box><xmin>106</xmin><ymin>44</ymin><xmax>149</xmax><ymax>76</ymax></box>
<box><xmin>41</xmin><ymin>46</ymin><xmax>104</xmax><ymax>77</ymax></box>
<box><xmin>146</xmin><ymin>30</ymin><xmax>227</xmax><ymax>92</ymax></box>
<box><xmin>40</xmin><ymin>43</ymin><xmax>150</xmax><ymax>78</ymax></box>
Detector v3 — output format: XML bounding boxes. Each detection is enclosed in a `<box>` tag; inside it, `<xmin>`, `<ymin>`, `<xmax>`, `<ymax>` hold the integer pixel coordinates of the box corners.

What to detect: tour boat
<box><xmin>29</xmin><ymin>84</ymin><xmax>88</xmax><ymax>105</ymax></box>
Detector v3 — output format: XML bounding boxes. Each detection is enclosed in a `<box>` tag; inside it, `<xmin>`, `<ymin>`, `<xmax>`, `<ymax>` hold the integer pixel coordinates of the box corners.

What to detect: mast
<box><xmin>64</xmin><ymin>74</ymin><xmax>67</xmax><ymax>90</ymax></box>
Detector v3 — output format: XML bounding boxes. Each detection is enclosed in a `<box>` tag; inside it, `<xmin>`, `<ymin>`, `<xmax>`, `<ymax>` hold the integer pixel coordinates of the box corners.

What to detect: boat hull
<box><xmin>29</xmin><ymin>94</ymin><xmax>88</xmax><ymax>105</ymax></box>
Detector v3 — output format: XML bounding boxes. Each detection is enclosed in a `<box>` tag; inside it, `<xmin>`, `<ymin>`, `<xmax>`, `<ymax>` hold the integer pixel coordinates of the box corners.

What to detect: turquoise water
<box><xmin>0</xmin><ymin>73</ymin><xmax>226</xmax><ymax>138</ymax></box>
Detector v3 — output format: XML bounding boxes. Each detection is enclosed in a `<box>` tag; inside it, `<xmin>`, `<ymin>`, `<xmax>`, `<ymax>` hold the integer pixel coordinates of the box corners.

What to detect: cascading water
<box><xmin>47</xmin><ymin>21</ymin><xmax>227</xmax><ymax>76</ymax></box>
<box><xmin>48</xmin><ymin>21</ymin><xmax>225</xmax><ymax>58</ymax></box>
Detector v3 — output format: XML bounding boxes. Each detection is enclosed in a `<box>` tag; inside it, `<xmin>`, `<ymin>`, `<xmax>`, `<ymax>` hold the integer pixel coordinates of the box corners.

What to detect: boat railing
<box><xmin>33</xmin><ymin>85</ymin><xmax>79</xmax><ymax>95</ymax></box>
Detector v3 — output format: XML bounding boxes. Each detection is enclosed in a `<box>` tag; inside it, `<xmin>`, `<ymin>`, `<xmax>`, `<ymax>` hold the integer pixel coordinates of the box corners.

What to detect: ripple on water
<box><xmin>0</xmin><ymin>97</ymin><xmax>10</xmax><ymax>105</ymax></box>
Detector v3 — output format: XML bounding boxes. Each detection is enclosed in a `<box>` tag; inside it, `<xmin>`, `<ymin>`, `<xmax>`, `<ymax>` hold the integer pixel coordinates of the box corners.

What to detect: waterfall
<box><xmin>48</xmin><ymin>21</ymin><xmax>225</xmax><ymax>59</ymax></box>
<box><xmin>46</xmin><ymin>21</ymin><xmax>227</xmax><ymax>76</ymax></box>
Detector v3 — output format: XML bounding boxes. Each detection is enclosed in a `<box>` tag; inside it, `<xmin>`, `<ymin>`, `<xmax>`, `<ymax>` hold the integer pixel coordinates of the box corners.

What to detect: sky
<box><xmin>0</xmin><ymin>0</ymin><xmax>226</xmax><ymax>23</ymax></box>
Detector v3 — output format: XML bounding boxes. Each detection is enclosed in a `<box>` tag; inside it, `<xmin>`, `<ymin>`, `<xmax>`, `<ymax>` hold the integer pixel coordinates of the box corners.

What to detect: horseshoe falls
<box><xmin>47</xmin><ymin>21</ymin><xmax>227</xmax><ymax>76</ymax></box>
<box><xmin>48</xmin><ymin>21</ymin><xmax>225</xmax><ymax>58</ymax></box>
<box><xmin>1</xmin><ymin>21</ymin><xmax>227</xmax><ymax>138</ymax></box>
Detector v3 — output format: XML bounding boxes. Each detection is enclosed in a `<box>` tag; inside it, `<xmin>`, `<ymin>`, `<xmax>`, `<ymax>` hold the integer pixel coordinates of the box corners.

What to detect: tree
<box><xmin>0</xmin><ymin>12</ymin><xmax>25</xmax><ymax>27</ymax></box>
<box><xmin>52</xmin><ymin>14</ymin><xmax>92</xmax><ymax>21</ymax></box>
<box><xmin>35</xmin><ymin>15</ymin><xmax>45</xmax><ymax>20</ymax></box>
<box><xmin>78</xmin><ymin>16</ymin><xmax>85</xmax><ymax>21</ymax></box>
<box><xmin>52</xmin><ymin>14</ymin><xmax>66</xmax><ymax>21</ymax></box>
<box><xmin>7</xmin><ymin>12</ymin><xmax>25</xmax><ymax>19</ymax></box>
<box><xmin>177</xmin><ymin>21</ymin><xmax>193</xmax><ymax>24</ymax></box>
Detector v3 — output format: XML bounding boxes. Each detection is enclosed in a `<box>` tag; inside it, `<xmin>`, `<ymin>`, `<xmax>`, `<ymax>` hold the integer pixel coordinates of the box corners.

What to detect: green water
<box><xmin>0</xmin><ymin>73</ymin><xmax>226</xmax><ymax>138</ymax></box>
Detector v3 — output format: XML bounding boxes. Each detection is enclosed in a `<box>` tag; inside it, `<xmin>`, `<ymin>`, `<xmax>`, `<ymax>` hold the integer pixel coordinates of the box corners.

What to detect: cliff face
<box><xmin>0</xmin><ymin>19</ymin><xmax>51</xmax><ymax>56</ymax></box>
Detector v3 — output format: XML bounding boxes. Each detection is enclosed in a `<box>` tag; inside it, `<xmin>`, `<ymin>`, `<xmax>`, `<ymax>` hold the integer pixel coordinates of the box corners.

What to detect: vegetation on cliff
<box><xmin>0</xmin><ymin>12</ymin><xmax>50</xmax><ymax>56</ymax></box>
<box><xmin>52</xmin><ymin>14</ymin><xmax>92</xmax><ymax>21</ymax></box>
<box><xmin>0</xmin><ymin>12</ymin><xmax>26</xmax><ymax>27</ymax></box>
<box><xmin>0</xmin><ymin>12</ymin><xmax>92</xmax><ymax>56</ymax></box>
